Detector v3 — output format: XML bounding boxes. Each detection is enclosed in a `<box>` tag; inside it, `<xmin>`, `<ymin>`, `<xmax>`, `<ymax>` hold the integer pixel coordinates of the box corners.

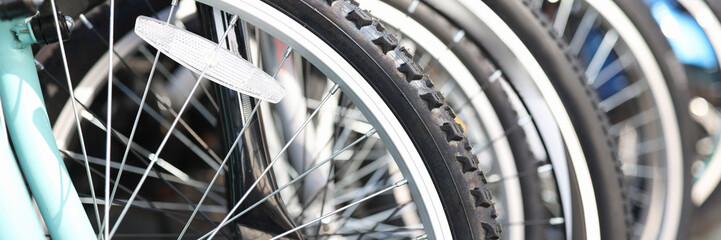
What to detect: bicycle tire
<box><xmin>420</xmin><ymin>0</ymin><xmax>630</xmax><ymax>239</ymax></box>
<box><xmin>256</xmin><ymin>0</ymin><xmax>500</xmax><ymax>237</ymax></box>
<box><xmin>611</xmin><ymin>1</ymin><xmax>693</xmax><ymax>238</ymax></box>
<box><xmin>527</xmin><ymin>0</ymin><xmax>693</xmax><ymax>238</ymax></box>
<box><xmin>374</xmin><ymin>0</ymin><xmax>550</xmax><ymax>238</ymax></box>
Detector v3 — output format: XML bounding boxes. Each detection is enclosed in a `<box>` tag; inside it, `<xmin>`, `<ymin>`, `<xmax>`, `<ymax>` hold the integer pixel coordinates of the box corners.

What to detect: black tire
<box><xmin>529</xmin><ymin>0</ymin><xmax>693</xmax><ymax>238</ymax></box>
<box><xmin>378</xmin><ymin>0</ymin><xmax>549</xmax><ymax>238</ymax></box>
<box><xmin>259</xmin><ymin>0</ymin><xmax>501</xmax><ymax>238</ymax></box>
<box><xmin>485</xmin><ymin>1</ymin><xmax>630</xmax><ymax>239</ymax></box>
<box><xmin>609</xmin><ymin>1</ymin><xmax>694</xmax><ymax>237</ymax></box>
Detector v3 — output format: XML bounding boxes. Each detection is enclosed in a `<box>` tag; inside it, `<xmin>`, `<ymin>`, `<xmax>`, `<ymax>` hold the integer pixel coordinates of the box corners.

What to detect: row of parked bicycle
<box><xmin>5</xmin><ymin>0</ymin><xmax>721</xmax><ymax>239</ymax></box>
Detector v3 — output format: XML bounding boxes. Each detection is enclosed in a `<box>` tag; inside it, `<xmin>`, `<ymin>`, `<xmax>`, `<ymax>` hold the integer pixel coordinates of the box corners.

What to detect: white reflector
<box><xmin>134</xmin><ymin>16</ymin><xmax>286</xmax><ymax>103</ymax></box>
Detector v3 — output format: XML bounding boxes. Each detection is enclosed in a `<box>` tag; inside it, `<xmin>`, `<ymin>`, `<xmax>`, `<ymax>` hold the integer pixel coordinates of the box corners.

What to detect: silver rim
<box><xmin>536</xmin><ymin>0</ymin><xmax>685</xmax><ymax>239</ymax></box>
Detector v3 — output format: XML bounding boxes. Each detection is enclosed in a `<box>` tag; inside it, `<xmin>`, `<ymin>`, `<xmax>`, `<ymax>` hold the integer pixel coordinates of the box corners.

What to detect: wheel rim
<box><xmin>534</xmin><ymin>0</ymin><xmax>685</xmax><ymax>239</ymax></box>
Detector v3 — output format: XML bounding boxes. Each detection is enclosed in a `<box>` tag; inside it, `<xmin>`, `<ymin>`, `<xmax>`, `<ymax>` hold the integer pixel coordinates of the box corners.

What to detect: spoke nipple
<box><xmin>329</xmin><ymin>84</ymin><xmax>340</xmax><ymax>94</ymax></box>
<box><xmin>282</xmin><ymin>47</ymin><xmax>293</xmax><ymax>59</ymax></box>
<box><xmin>549</xmin><ymin>217</ymin><xmax>565</xmax><ymax>225</ymax></box>
<box><xmin>65</xmin><ymin>16</ymin><xmax>75</xmax><ymax>29</ymax></box>
<box><xmin>488</xmin><ymin>69</ymin><xmax>502</xmax><ymax>83</ymax></box>
<box><xmin>413</xmin><ymin>234</ymin><xmax>428</xmax><ymax>240</ymax></box>
<box><xmin>395</xmin><ymin>179</ymin><xmax>408</xmax><ymax>187</ymax></box>
<box><xmin>148</xmin><ymin>153</ymin><xmax>159</xmax><ymax>162</ymax></box>
<box><xmin>517</xmin><ymin>114</ymin><xmax>532</xmax><ymax>125</ymax></box>
<box><xmin>34</xmin><ymin>59</ymin><xmax>45</xmax><ymax>70</ymax></box>
<box><xmin>229</xmin><ymin>15</ymin><xmax>240</xmax><ymax>26</ymax></box>
<box><xmin>365</xmin><ymin>128</ymin><xmax>377</xmax><ymax>137</ymax></box>
<box><xmin>79</xmin><ymin>14</ymin><xmax>93</xmax><ymax>29</ymax></box>
<box><xmin>452</xmin><ymin>29</ymin><xmax>466</xmax><ymax>43</ymax></box>
<box><xmin>407</xmin><ymin>0</ymin><xmax>420</xmax><ymax>14</ymax></box>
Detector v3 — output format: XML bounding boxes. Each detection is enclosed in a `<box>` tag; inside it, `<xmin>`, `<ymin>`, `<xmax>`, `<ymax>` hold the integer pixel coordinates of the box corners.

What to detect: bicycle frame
<box><xmin>0</xmin><ymin>14</ymin><xmax>95</xmax><ymax>240</ymax></box>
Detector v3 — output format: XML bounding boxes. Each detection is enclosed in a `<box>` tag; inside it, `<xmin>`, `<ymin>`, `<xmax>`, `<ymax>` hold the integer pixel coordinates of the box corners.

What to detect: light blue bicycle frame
<box><xmin>0</xmin><ymin>14</ymin><xmax>95</xmax><ymax>240</ymax></box>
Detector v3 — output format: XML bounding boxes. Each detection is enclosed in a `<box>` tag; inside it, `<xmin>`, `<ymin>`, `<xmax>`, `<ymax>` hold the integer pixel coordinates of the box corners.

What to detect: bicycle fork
<box><xmin>0</xmin><ymin>5</ymin><xmax>95</xmax><ymax>240</ymax></box>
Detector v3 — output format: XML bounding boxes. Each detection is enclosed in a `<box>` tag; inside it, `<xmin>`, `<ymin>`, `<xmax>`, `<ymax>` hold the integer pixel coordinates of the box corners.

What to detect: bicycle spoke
<box><xmin>335</xmin><ymin>177</ymin><xmax>393</xmax><ymax>203</ymax></box>
<box><xmin>334</xmin><ymin>154</ymin><xmax>392</xmax><ymax>192</ymax></box>
<box><xmin>112</xmin><ymin>80</ymin><xmax>222</xmax><ymax>170</ymax></box>
<box><xmin>177</xmin><ymin>45</ymin><xmax>292</xmax><ymax>239</ymax></box>
<box><xmin>81</xmin><ymin>197</ymin><xmax>224</xmax><ymax>231</ymax></box>
<box><xmin>552</xmin><ymin>0</ymin><xmax>574</xmax><ymax>36</ymax></box>
<box><xmin>268</xmin><ymin>180</ymin><xmax>409</xmax><ymax>240</ymax></box>
<box><xmin>627</xmin><ymin>184</ymin><xmax>651</xmax><ymax>206</ymax></box>
<box><xmin>356</xmin><ymin>202</ymin><xmax>412</xmax><ymax>240</ymax></box>
<box><xmin>598</xmin><ymin>79</ymin><xmax>648</xmax><ymax>112</ymax></box>
<box><xmin>48</xmin><ymin>0</ymin><xmax>102</xmax><ymax>233</ymax></box>
<box><xmin>66</xmin><ymin>147</ymin><xmax>229</xmax><ymax>237</ymax></box>
<box><xmin>332</xmin><ymin>130</ymin><xmax>380</xmax><ymax>174</ymax></box>
<box><xmin>113</xmin><ymin>233</ymin><xmax>204</xmax><ymax>238</ymax></box>
<box><xmin>108</xmin><ymin>15</ymin><xmax>243</xmax><ymax>238</ymax></box>
<box><xmin>38</xmin><ymin>69</ymin><xmax>223</xmax><ymax>196</ymax></box>
<box><xmin>196</xmin><ymin>128</ymin><xmax>376</xmax><ymax>240</ymax></box>
<box><xmin>504</xmin><ymin>217</ymin><xmax>566</xmax><ymax>226</ymax></box>
<box><xmin>451</xmin><ymin>69</ymin><xmax>503</xmax><ymax>116</ymax></box>
<box><xmin>79</xmin><ymin>198</ymin><xmax>226</xmax><ymax>214</ymax></box>
<box><xmin>136</xmin><ymin>45</ymin><xmax>218</xmax><ymax>126</ymax></box>
<box><xmin>569</xmin><ymin>9</ymin><xmax>599</xmax><ymax>55</ymax></box>
<box><xmin>63</xmin><ymin>150</ymin><xmax>221</xmax><ymax>192</ymax></box>
<box><xmin>176</xmin><ymin>102</ymin><xmax>261</xmax><ymax>239</ymax></box>
<box><xmin>39</xmin><ymin>65</ymin><xmax>221</xmax><ymax>175</ymax></box>
<box><xmin>77</xmin><ymin>13</ymin><xmax>154</xmax><ymax>86</ymax></box>
<box><xmin>422</xmin><ymin>29</ymin><xmax>466</xmax><ymax>72</ymax></box>
<box><xmin>340</xmin><ymin>215</ymin><xmax>413</xmax><ymax>234</ymax></box>
<box><xmin>204</xmin><ymin>82</ymin><xmax>340</xmax><ymax>239</ymax></box>
<box><xmin>37</xmin><ymin>34</ymin><xmax>223</xmax><ymax>175</ymax></box>
<box><xmin>388</xmin><ymin>0</ymin><xmax>465</xmax><ymax>75</ymax></box>
<box><xmin>109</xmin><ymin>3</ymin><xmax>180</xmax><ymax>230</ymax></box>
<box><xmin>63</xmin><ymin>151</ymin><xmax>210</xmax><ymax>236</ymax></box>
<box><xmin>313</xmin><ymin>151</ymin><xmax>336</xmax><ymax>237</ymax></box>
<box><xmin>471</xmin><ymin>115</ymin><xmax>533</xmax><ymax>155</ymax></box>
<box><xmin>335</xmin><ymin>167</ymin><xmax>393</xmax><ymax>230</ymax></box>
<box><xmin>609</xmin><ymin>108</ymin><xmax>659</xmax><ymax>135</ymax></box>
<box><xmin>71</xmin><ymin>95</ymin><xmax>211</xmax><ymax>185</ymax></box>
<box><xmin>585</xmin><ymin>29</ymin><xmax>619</xmax><ymax>82</ymax></box>
<box><xmin>590</xmin><ymin>52</ymin><xmax>633</xmax><ymax>89</ymax></box>
<box><xmin>530</xmin><ymin>0</ymin><xmax>544</xmax><ymax>9</ymax></box>
<box><xmin>105</xmin><ymin>1</ymin><xmax>116</xmax><ymax>238</ymax></box>
<box><xmin>622</xmin><ymin>162</ymin><xmax>664</xmax><ymax>179</ymax></box>
<box><xmin>309</xmin><ymin>226</ymin><xmax>423</xmax><ymax>238</ymax></box>
<box><xmin>297</xmin><ymin>153</ymin><xmax>390</xmax><ymax>223</ymax></box>
<box><xmin>293</xmin><ymin>99</ymin><xmax>356</xmax><ymax>220</ymax></box>
<box><xmin>619</xmin><ymin>138</ymin><xmax>665</xmax><ymax>162</ymax></box>
<box><xmin>66</xmin><ymin>140</ymin><xmax>227</xmax><ymax>236</ymax></box>
<box><xmin>486</xmin><ymin>163</ymin><xmax>553</xmax><ymax>184</ymax></box>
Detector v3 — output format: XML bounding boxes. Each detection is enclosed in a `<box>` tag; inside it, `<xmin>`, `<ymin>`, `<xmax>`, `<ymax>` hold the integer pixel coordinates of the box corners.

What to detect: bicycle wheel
<box><xmin>664</xmin><ymin>0</ymin><xmax>721</xmax><ymax>207</ymax></box>
<box><xmin>362</xmin><ymin>0</ymin><xmax>629</xmax><ymax>239</ymax></box>
<box><xmin>36</xmin><ymin>0</ymin><xmax>499</xmax><ymax>239</ymax></box>
<box><xmin>528</xmin><ymin>0</ymin><xmax>693</xmax><ymax>239</ymax></box>
<box><xmin>356</xmin><ymin>0</ymin><xmax>570</xmax><ymax>239</ymax></box>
